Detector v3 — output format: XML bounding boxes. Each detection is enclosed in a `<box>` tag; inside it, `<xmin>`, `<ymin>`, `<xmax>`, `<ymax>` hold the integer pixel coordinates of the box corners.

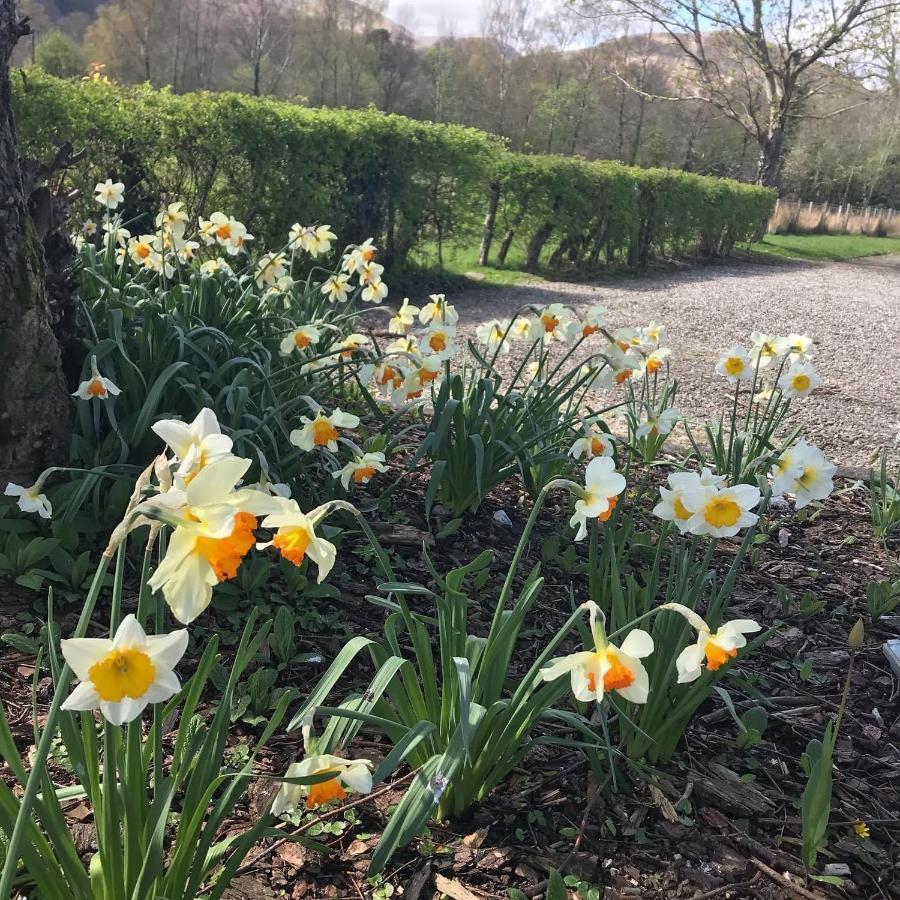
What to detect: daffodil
<box><xmin>4</xmin><ymin>480</ymin><xmax>52</xmax><ymax>519</ymax></box>
<box><xmin>475</xmin><ymin>318</ymin><xmax>511</xmax><ymax>353</ymax></box>
<box><xmin>777</xmin><ymin>361</ymin><xmax>820</xmax><ymax>399</ymax></box>
<box><xmin>257</xmin><ymin>499</ymin><xmax>336</xmax><ymax>581</ymax></box>
<box><xmin>279</xmin><ymin>325</ymin><xmax>321</xmax><ymax>356</ymax></box>
<box><xmin>289</xmin><ymin>223</ymin><xmax>336</xmax><ymax>256</ymax></box>
<box><xmin>536</xmin><ymin>303</ymin><xmax>569</xmax><ymax>337</ymax></box>
<box><xmin>102</xmin><ymin>221</ymin><xmax>131</xmax><ymax>247</ymax></box>
<box><xmin>416</xmin><ymin>354</ymin><xmax>443</xmax><ymax>386</ymax></box>
<box><xmin>636</xmin><ymin>407</ymin><xmax>682</xmax><ymax>439</ymax></box>
<box><xmin>290</xmin><ymin>409</ymin><xmax>360</xmax><ymax>453</ymax></box>
<box><xmin>682</xmin><ymin>483</ymin><xmax>760</xmax><ymax>538</ymax></box>
<box><xmin>641</xmin><ymin>321</ymin><xmax>667</xmax><ymax>347</ymax></box>
<box><xmin>386</xmin><ymin>334</ymin><xmax>419</xmax><ymax>355</ymax></box>
<box><xmin>419</xmin><ymin>294</ymin><xmax>458</xmax><ymax>326</ymax></box>
<box><xmin>333</xmin><ymin>451</ymin><xmax>388</xmax><ymax>489</ymax></box>
<box><xmin>641</xmin><ymin>347</ymin><xmax>670</xmax><ymax>376</ymax></box>
<box><xmin>128</xmin><ymin>234</ymin><xmax>160</xmax><ymax>267</ymax></box>
<box><xmin>422</xmin><ymin>323</ymin><xmax>457</xmax><ymax>358</ymax></box>
<box><xmin>255</xmin><ymin>252</ymin><xmax>288</xmax><ymax>287</ymax></box>
<box><xmin>73</xmin><ymin>356</ymin><xmax>121</xmax><ymax>401</ymax></box>
<box><xmin>570</xmin><ymin>456</ymin><xmax>627</xmax><ymax>540</ymax></box>
<box><xmin>321</xmin><ymin>274</ymin><xmax>351</xmax><ymax>303</ymax></box>
<box><xmin>580</xmin><ymin>305</ymin><xmax>607</xmax><ymax>337</ymax></box>
<box><xmin>580</xmin><ymin>363</ymin><xmax>614</xmax><ymax>391</ymax></box>
<box><xmin>372</xmin><ymin>361</ymin><xmax>405</xmax><ymax>391</ymax></box>
<box><xmin>143</xmin><ymin>456</ymin><xmax>279</xmax><ymax>623</ymax></box>
<box><xmin>749</xmin><ymin>331</ymin><xmax>787</xmax><ymax>369</ymax></box>
<box><xmin>155</xmin><ymin>201</ymin><xmax>189</xmax><ymax>239</ymax></box>
<box><xmin>199</xmin><ymin>258</ymin><xmax>234</xmax><ymax>276</ymax></box>
<box><xmin>199</xmin><ymin>213</ymin><xmax>252</xmax><ymax>255</ymax></box>
<box><xmin>389</xmin><ymin>298</ymin><xmax>420</xmax><ymax>334</ymax></box>
<box><xmin>509</xmin><ymin>316</ymin><xmax>535</xmax><ymax>341</ymax></box>
<box><xmin>715</xmin><ymin>345</ymin><xmax>753</xmax><ymax>383</ymax></box>
<box><xmin>663</xmin><ymin>603</ymin><xmax>760</xmax><ymax>682</ymax></box>
<box><xmin>341</xmin><ymin>238</ymin><xmax>377</xmax><ymax>274</ymax></box>
<box><xmin>541</xmin><ymin>601</ymin><xmax>653</xmax><ymax>704</ymax></box>
<box><xmin>785</xmin><ymin>333</ymin><xmax>814</xmax><ymax>360</ymax></box>
<box><xmin>152</xmin><ymin>407</ymin><xmax>234</xmax><ymax>486</ymax></box>
<box><xmin>652</xmin><ymin>470</ymin><xmax>719</xmax><ymax>534</ymax></box>
<box><xmin>94</xmin><ymin>178</ymin><xmax>124</xmax><ymax>209</ymax></box>
<box><xmin>568</xmin><ymin>422</ymin><xmax>615</xmax><ymax>460</ymax></box>
<box><xmin>771</xmin><ymin>440</ymin><xmax>835</xmax><ymax>509</ymax></box>
<box><xmin>335</xmin><ymin>333</ymin><xmax>371</xmax><ymax>358</ymax></box>
<box><xmin>60</xmin><ymin>615</ymin><xmax>188</xmax><ymax>725</ymax></box>
<box><xmin>361</xmin><ymin>277</ymin><xmax>388</xmax><ymax>303</ymax></box>
<box><xmin>603</xmin><ymin>342</ymin><xmax>641</xmax><ymax>385</ymax></box>
<box><xmin>83</xmin><ymin>219</ymin><xmax>98</xmax><ymax>237</ymax></box>
<box><xmin>273</xmin><ymin>754</ymin><xmax>373</xmax><ymax>814</ymax></box>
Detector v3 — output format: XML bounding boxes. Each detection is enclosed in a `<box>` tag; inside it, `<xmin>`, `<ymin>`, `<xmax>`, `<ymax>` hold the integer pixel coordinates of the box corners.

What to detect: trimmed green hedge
<box><xmin>12</xmin><ymin>70</ymin><xmax>775</xmax><ymax>270</ymax></box>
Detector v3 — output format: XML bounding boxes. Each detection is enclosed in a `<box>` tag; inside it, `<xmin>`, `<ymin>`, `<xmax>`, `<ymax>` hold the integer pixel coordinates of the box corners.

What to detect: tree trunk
<box><xmin>525</xmin><ymin>221</ymin><xmax>554</xmax><ymax>270</ymax></box>
<box><xmin>0</xmin><ymin>3</ymin><xmax>71</xmax><ymax>487</ymax></box>
<box><xmin>756</xmin><ymin>127</ymin><xmax>785</xmax><ymax>188</ymax></box>
<box><xmin>477</xmin><ymin>181</ymin><xmax>500</xmax><ymax>267</ymax></box>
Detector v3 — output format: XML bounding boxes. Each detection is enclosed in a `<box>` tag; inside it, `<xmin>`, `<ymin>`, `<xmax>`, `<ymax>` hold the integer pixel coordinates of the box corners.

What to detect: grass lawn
<box><xmin>410</xmin><ymin>241</ymin><xmax>548</xmax><ymax>286</ymax></box>
<box><xmin>749</xmin><ymin>233</ymin><xmax>900</xmax><ymax>261</ymax></box>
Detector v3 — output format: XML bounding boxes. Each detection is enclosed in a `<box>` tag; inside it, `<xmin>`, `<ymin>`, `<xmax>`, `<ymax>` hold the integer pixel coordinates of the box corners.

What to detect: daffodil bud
<box><xmin>848</xmin><ymin>618</ymin><xmax>865</xmax><ymax>650</ymax></box>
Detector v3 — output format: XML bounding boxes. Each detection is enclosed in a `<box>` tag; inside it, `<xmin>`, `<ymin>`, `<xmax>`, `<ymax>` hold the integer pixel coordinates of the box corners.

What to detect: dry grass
<box><xmin>769</xmin><ymin>200</ymin><xmax>900</xmax><ymax>237</ymax></box>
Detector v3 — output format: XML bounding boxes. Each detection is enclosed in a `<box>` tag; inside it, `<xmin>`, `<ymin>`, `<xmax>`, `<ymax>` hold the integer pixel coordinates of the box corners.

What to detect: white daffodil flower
<box><xmin>273</xmin><ymin>754</ymin><xmax>373</xmax><ymax>814</ymax></box>
<box><xmin>4</xmin><ymin>481</ymin><xmax>52</xmax><ymax>519</ymax></box>
<box><xmin>290</xmin><ymin>409</ymin><xmax>360</xmax><ymax>453</ymax></box>
<box><xmin>568</xmin><ymin>422</ymin><xmax>615</xmax><ymax>460</ymax></box>
<box><xmin>777</xmin><ymin>361</ymin><xmax>821</xmax><ymax>399</ymax></box>
<box><xmin>73</xmin><ymin>356</ymin><xmax>121</xmax><ymax>401</ymax></box>
<box><xmin>749</xmin><ymin>331</ymin><xmax>787</xmax><ymax>369</ymax></box>
<box><xmin>321</xmin><ymin>273</ymin><xmax>351</xmax><ymax>303</ymax></box>
<box><xmin>641</xmin><ymin>347</ymin><xmax>670</xmax><ymax>376</ymax></box>
<box><xmin>279</xmin><ymin>325</ymin><xmax>321</xmax><ymax>356</ymax></box>
<box><xmin>152</xmin><ymin>407</ymin><xmax>234</xmax><ymax>486</ymax></box>
<box><xmin>422</xmin><ymin>323</ymin><xmax>457</xmax><ymax>358</ymax></box>
<box><xmin>636</xmin><ymin>407</ymin><xmax>682</xmax><ymax>439</ymax></box>
<box><xmin>641</xmin><ymin>321</ymin><xmax>667</xmax><ymax>348</ymax></box>
<box><xmin>94</xmin><ymin>178</ymin><xmax>125</xmax><ymax>209</ymax></box>
<box><xmin>682</xmin><ymin>483</ymin><xmax>761</xmax><ymax>538</ymax></box>
<box><xmin>541</xmin><ymin>601</ymin><xmax>653</xmax><ymax>704</ymax></box>
<box><xmin>419</xmin><ymin>294</ymin><xmax>458</xmax><ymax>326</ymax></box>
<box><xmin>570</xmin><ymin>456</ymin><xmax>627</xmax><ymax>540</ymax></box>
<box><xmin>257</xmin><ymin>499</ymin><xmax>336</xmax><ymax>582</ymax></box>
<box><xmin>341</xmin><ymin>238</ymin><xmax>377</xmax><ymax>274</ymax></box>
<box><xmin>715</xmin><ymin>345</ymin><xmax>753</xmax><ymax>383</ymax></box>
<box><xmin>663</xmin><ymin>603</ymin><xmax>760</xmax><ymax>682</ymax></box>
<box><xmin>389</xmin><ymin>298</ymin><xmax>421</xmax><ymax>334</ymax></box>
<box><xmin>334</xmin><ymin>452</ymin><xmax>388</xmax><ymax>489</ymax></box>
<box><xmin>61</xmin><ymin>614</ymin><xmax>188</xmax><ymax>725</ymax></box>
<box><xmin>475</xmin><ymin>318</ymin><xmax>512</xmax><ymax>353</ymax></box>
<box><xmin>580</xmin><ymin>305</ymin><xmax>607</xmax><ymax>338</ymax></box>
<box><xmin>771</xmin><ymin>440</ymin><xmax>835</xmax><ymax>509</ymax></box>
<box><xmin>361</xmin><ymin>278</ymin><xmax>388</xmax><ymax>304</ymax></box>
<box><xmin>652</xmin><ymin>471</ymin><xmax>715</xmax><ymax>534</ymax></box>
<box><xmin>143</xmin><ymin>456</ymin><xmax>280</xmax><ymax>623</ymax></box>
<box><xmin>785</xmin><ymin>333</ymin><xmax>814</xmax><ymax>360</ymax></box>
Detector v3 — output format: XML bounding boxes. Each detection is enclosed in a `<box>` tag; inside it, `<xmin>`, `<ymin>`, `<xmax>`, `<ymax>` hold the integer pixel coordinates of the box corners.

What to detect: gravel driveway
<box><xmin>449</xmin><ymin>255</ymin><xmax>900</xmax><ymax>468</ymax></box>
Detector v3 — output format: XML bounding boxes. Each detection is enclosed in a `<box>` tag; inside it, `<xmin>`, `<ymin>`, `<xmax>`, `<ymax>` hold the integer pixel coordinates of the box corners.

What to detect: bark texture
<box><xmin>0</xmin><ymin>1</ymin><xmax>71</xmax><ymax>486</ymax></box>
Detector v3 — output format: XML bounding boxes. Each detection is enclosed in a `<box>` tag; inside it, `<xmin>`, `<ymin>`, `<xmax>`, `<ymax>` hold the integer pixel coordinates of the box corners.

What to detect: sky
<box><xmin>388</xmin><ymin>1</ymin><xmax>485</xmax><ymax>35</ymax></box>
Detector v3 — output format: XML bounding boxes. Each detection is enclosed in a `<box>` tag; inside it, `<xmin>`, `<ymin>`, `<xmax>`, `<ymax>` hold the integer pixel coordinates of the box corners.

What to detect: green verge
<box><xmin>750</xmin><ymin>234</ymin><xmax>900</xmax><ymax>261</ymax></box>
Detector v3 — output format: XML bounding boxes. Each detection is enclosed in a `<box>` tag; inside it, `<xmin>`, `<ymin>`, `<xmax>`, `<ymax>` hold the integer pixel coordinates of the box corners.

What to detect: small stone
<box><xmin>823</xmin><ymin>863</ymin><xmax>851</xmax><ymax>877</ymax></box>
<box><xmin>493</xmin><ymin>510</ymin><xmax>513</xmax><ymax>526</ymax></box>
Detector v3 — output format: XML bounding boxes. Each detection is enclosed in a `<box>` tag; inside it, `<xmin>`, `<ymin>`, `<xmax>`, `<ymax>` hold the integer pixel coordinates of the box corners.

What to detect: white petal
<box><xmin>730</xmin><ymin>484</ymin><xmax>761</xmax><ymax>509</ymax></box>
<box><xmin>540</xmin><ymin>651</ymin><xmax>593</xmax><ymax>683</ymax></box>
<box><xmin>306</xmin><ymin>535</ymin><xmax>337</xmax><ymax>582</ymax></box>
<box><xmin>101</xmin><ymin>697</ymin><xmax>147</xmax><ymax>726</ymax></box>
<box><xmin>112</xmin><ymin>614</ymin><xmax>148</xmax><ymax>650</ymax></box>
<box><xmin>142</xmin><ymin>668</ymin><xmax>181</xmax><ymax>703</ymax></box>
<box><xmin>151</xmin><ymin>419</ymin><xmax>193</xmax><ymax>457</ymax></box>
<box><xmin>4</xmin><ymin>483</ymin><xmax>25</xmax><ymax>497</ymax></box>
<box><xmin>192</xmin><ymin>407</ymin><xmax>222</xmax><ymax>438</ymax></box>
<box><xmin>340</xmin><ymin>763</ymin><xmax>373</xmax><ymax>794</ymax></box>
<box><xmin>146</xmin><ymin>629</ymin><xmax>189</xmax><ymax>670</ymax></box>
<box><xmin>61</xmin><ymin>638</ymin><xmax>112</xmax><ymax>680</ymax></box>
<box><xmin>186</xmin><ymin>456</ymin><xmax>250</xmax><ymax>507</ymax></box>
<box><xmin>676</xmin><ymin>644</ymin><xmax>704</xmax><ymax>683</ymax></box>
<box><xmin>61</xmin><ymin>680</ymin><xmax>100</xmax><ymax>712</ymax></box>
<box><xmin>614</xmin><ymin>656</ymin><xmax>649</xmax><ymax>704</ymax></box>
<box><xmin>620</xmin><ymin>629</ymin><xmax>654</xmax><ymax>659</ymax></box>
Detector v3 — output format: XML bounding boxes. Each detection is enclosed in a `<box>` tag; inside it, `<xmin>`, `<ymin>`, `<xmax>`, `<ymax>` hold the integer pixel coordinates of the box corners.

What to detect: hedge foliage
<box><xmin>13</xmin><ymin>70</ymin><xmax>776</xmax><ymax>270</ymax></box>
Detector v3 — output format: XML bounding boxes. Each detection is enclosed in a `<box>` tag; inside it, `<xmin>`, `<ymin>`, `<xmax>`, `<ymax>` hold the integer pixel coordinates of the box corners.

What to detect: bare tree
<box><xmin>577</xmin><ymin>0</ymin><xmax>898</xmax><ymax>186</ymax></box>
<box><xmin>229</xmin><ymin>0</ymin><xmax>296</xmax><ymax>96</ymax></box>
<box><xmin>0</xmin><ymin>0</ymin><xmax>71</xmax><ymax>486</ymax></box>
<box><xmin>481</xmin><ymin>0</ymin><xmax>535</xmax><ymax>134</ymax></box>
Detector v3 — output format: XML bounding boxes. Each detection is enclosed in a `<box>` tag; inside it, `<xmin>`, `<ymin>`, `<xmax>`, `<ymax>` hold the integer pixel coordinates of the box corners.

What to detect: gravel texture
<box><xmin>449</xmin><ymin>254</ymin><xmax>900</xmax><ymax>469</ymax></box>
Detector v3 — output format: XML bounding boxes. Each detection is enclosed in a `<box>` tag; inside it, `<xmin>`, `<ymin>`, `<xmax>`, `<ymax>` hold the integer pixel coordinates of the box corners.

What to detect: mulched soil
<box><xmin>2</xmin><ymin>462</ymin><xmax>899</xmax><ymax>900</ymax></box>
